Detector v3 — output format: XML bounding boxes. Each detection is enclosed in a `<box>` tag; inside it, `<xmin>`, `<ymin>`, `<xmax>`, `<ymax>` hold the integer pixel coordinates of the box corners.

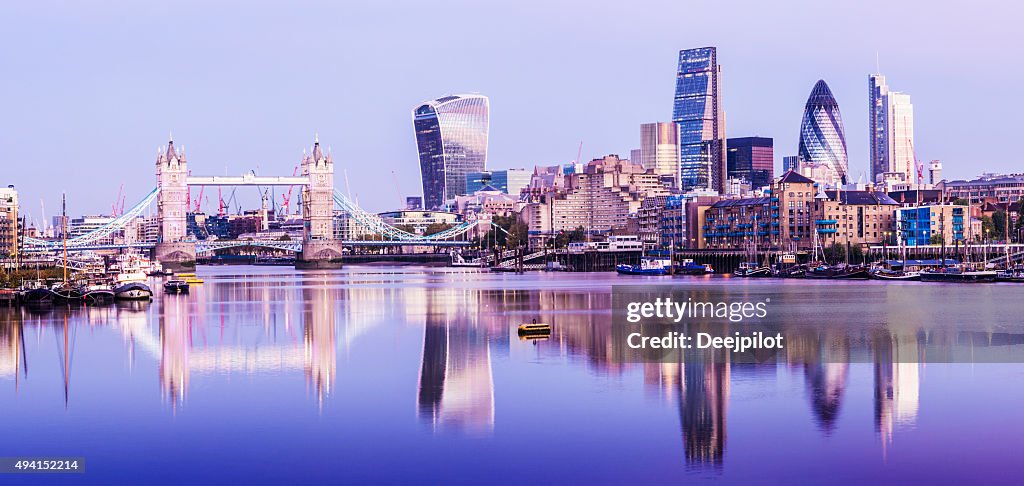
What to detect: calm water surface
<box><xmin>1</xmin><ymin>266</ymin><xmax>1022</xmax><ymax>484</ymax></box>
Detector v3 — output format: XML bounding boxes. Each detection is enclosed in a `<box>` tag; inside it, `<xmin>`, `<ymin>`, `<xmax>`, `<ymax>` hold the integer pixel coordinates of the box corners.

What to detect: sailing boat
<box><xmin>52</xmin><ymin>194</ymin><xmax>84</xmax><ymax>303</ymax></box>
<box><xmin>735</xmin><ymin>214</ymin><xmax>771</xmax><ymax>277</ymax></box>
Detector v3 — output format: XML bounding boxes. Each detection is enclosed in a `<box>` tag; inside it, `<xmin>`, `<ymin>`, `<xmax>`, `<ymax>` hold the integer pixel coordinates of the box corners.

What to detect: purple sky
<box><xmin>1</xmin><ymin>0</ymin><xmax>1020</xmax><ymax>224</ymax></box>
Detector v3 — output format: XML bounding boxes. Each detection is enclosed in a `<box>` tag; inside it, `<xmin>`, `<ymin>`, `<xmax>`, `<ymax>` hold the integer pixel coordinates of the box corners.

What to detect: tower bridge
<box><xmin>23</xmin><ymin>135</ymin><xmax>480</xmax><ymax>269</ymax></box>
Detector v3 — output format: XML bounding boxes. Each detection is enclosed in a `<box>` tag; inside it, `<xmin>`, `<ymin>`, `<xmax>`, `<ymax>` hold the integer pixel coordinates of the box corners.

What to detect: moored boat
<box><xmin>676</xmin><ymin>259</ymin><xmax>714</xmax><ymax>276</ymax></box>
<box><xmin>734</xmin><ymin>262</ymin><xmax>772</xmax><ymax>278</ymax></box>
<box><xmin>805</xmin><ymin>264</ymin><xmax>870</xmax><ymax>280</ymax></box>
<box><xmin>20</xmin><ymin>286</ymin><xmax>53</xmax><ymax>305</ymax></box>
<box><xmin>51</xmin><ymin>283</ymin><xmax>85</xmax><ymax>303</ymax></box>
<box><xmin>920</xmin><ymin>267</ymin><xmax>997</xmax><ymax>283</ymax></box>
<box><xmin>869</xmin><ymin>269</ymin><xmax>921</xmax><ymax>281</ymax></box>
<box><xmin>114</xmin><ymin>282</ymin><xmax>153</xmax><ymax>300</ymax></box>
<box><xmin>616</xmin><ymin>257</ymin><xmax>671</xmax><ymax>276</ymax></box>
<box><xmin>163</xmin><ymin>280</ymin><xmax>190</xmax><ymax>294</ymax></box>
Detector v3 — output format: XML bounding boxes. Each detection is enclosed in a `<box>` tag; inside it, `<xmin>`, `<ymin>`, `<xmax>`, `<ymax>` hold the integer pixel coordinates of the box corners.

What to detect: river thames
<box><xmin>1</xmin><ymin>266</ymin><xmax>1022</xmax><ymax>484</ymax></box>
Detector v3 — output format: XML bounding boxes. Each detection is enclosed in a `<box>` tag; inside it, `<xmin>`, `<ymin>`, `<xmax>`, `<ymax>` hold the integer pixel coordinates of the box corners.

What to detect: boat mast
<box><xmin>62</xmin><ymin>193</ymin><xmax>68</xmax><ymax>286</ymax></box>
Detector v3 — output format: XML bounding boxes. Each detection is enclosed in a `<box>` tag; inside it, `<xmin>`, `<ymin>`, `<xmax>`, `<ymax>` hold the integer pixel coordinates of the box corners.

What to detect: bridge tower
<box><xmin>154</xmin><ymin>134</ymin><xmax>197</xmax><ymax>271</ymax></box>
<box><xmin>296</xmin><ymin>135</ymin><xmax>344</xmax><ymax>269</ymax></box>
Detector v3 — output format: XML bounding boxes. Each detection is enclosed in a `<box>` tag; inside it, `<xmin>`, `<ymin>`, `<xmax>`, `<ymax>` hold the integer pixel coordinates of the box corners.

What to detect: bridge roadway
<box><xmin>24</xmin><ymin>239</ymin><xmax>471</xmax><ymax>252</ymax></box>
<box><xmin>185</xmin><ymin>175</ymin><xmax>308</xmax><ymax>186</ymax></box>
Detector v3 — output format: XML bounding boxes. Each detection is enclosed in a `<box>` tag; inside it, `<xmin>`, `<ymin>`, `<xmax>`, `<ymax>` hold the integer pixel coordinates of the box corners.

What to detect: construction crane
<box><xmin>111</xmin><ymin>184</ymin><xmax>124</xmax><ymax>217</ymax></box>
<box><xmin>280</xmin><ymin>165</ymin><xmax>300</xmax><ymax>217</ymax></box>
<box><xmin>194</xmin><ymin>186</ymin><xmax>205</xmax><ymax>213</ymax></box>
<box><xmin>905</xmin><ymin>116</ymin><xmax>924</xmax><ymax>185</ymax></box>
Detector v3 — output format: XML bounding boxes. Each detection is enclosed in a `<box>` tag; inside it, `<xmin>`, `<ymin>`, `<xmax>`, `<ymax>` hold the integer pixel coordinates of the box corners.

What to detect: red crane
<box><xmin>194</xmin><ymin>186</ymin><xmax>205</xmax><ymax>213</ymax></box>
<box><xmin>111</xmin><ymin>184</ymin><xmax>124</xmax><ymax>217</ymax></box>
<box><xmin>280</xmin><ymin>165</ymin><xmax>300</xmax><ymax>216</ymax></box>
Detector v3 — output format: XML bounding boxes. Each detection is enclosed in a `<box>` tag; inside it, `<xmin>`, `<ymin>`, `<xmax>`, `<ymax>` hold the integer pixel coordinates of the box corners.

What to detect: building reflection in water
<box><xmin>417</xmin><ymin>288</ymin><xmax>495</xmax><ymax>434</ymax></box>
<box><xmin>160</xmin><ymin>297</ymin><xmax>190</xmax><ymax>410</ymax></box>
<box><xmin>873</xmin><ymin>331</ymin><xmax>920</xmax><ymax>454</ymax></box>
<box><xmin>0</xmin><ymin>309</ymin><xmax>25</xmax><ymax>390</ymax></box>
<box><xmin>787</xmin><ymin>331</ymin><xmax>850</xmax><ymax>434</ymax></box>
<box><xmin>303</xmin><ymin>286</ymin><xmax>336</xmax><ymax>406</ymax></box>
<box><xmin>681</xmin><ymin>352</ymin><xmax>729</xmax><ymax>469</ymax></box>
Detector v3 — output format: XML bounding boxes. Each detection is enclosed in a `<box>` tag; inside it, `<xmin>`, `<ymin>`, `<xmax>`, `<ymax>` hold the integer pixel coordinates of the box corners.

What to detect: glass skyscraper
<box><xmin>726</xmin><ymin>137</ymin><xmax>774</xmax><ymax>189</ymax></box>
<box><xmin>413</xmin><ymin>94</ymin><xmax>490</xmax><ymax>210</ymax></box>
<box><xmin>798</xmin><ymin>80</ymin><xmax>848</xmax><ymax>186</ymax></box>
<box><xmin>672</xmin><ymin>47</ymin><xmax>726</xmax><ymax>194</ymax></box>
<box><xmin>869</xmin><ymin>73</ymin><xmax>915</xmax><ymax>184</ymax></box>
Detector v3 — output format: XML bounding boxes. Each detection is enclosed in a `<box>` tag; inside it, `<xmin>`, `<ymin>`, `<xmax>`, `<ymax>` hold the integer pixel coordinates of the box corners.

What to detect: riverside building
<box><xmin>520</xmin><ymin>155</ymin><xmax>669</xmax><ymax>243</ymax></box>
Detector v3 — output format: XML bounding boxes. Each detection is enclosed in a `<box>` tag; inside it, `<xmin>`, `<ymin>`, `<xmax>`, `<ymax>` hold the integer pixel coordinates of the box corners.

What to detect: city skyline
<box><xmin>1</xmin><ymin>0</ymin><xmax>1021</xmax><ymax>220</ymax></box>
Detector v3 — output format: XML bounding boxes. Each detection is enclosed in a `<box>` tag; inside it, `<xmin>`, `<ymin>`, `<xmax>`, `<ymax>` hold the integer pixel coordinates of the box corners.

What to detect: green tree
<box><xmin>991</xmin><ymin>210</ymin><xmax>1007</xmax><ymax>241</ymax></box>
<box><xmin>569</xmin><ymin>226</ymin><xmax>586</xmax><ymax>243</ymax></box>
<box><xmin>394</xmin><ymin>224</ymin><xmax>417</xmax><ymax>235</ymax></box>
<box><xmin>507</xmin><ymin>221</ymin><xmax>529</xmax><ymax>249</ymax></box>
<box><xmin>423</xmin><ymin>222</ymin><xmax>453</xmax><ymax>236</ymax></box>
<box><xmin>952</xmin><ymin>198</ymin><xmax>970</xmax><ymax>206</ymax></box>
<box><xmin>980</xmin><ymin>215</ymin><xmax>994</xmax><ymax>241</ymax></box>
<box><xmin>930</xmin><ymin>233</ymin><xmax>945</xmax><ymax>245</ymax></box>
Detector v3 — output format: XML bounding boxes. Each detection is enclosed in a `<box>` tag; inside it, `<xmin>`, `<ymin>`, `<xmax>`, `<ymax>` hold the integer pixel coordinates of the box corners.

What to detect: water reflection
<box><xmin>873</xmin><ymin>331</ymin><xmax>920</xmax><ymax>454</ymax></box>
<box><xmin>417</xmin><ymin>288</ymin><xmax>496</xmax><ymax>433</ymax></box>
<box><xmin>2</xmin><ymin>270</ymin><xmax>1024</xmax><ymax>479</ymax></box>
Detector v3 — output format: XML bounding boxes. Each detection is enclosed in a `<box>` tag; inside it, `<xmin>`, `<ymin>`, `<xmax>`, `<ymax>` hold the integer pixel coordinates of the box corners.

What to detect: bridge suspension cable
<box><xmin>24</xmin><ymin>187</ymin><xmax>160</xmax><ymax>250</ymax></box>
<box><xmin>332</xmin><ymin>190</ymin><xmax>477</xmax><ymax>241</ymax></box>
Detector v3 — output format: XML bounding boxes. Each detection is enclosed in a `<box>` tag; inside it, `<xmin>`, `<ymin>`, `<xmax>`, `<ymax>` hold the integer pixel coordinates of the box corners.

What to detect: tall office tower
<box><xmin>413</xmin><ymin>94</ymin><xmax>490</xmax><ymax>210</ymax></box>
<box><xmin>672</xmin><ymin>47</ymin><xmax>726</xmax><ymax>194</ymax></box>
<box><xmin>885</xmin><ymin>92</ymin><xmax>915</xmax><ymax>183</ymax></box>
<box><xmin>798</xmin><ymin>80</ymin><xmax>848</xmax><ymax>186</ymax></box>
<box><xmin>726</xmin><ymin>137</ymin><xmax>774</xmax><ymax>189</ymax></box>
<box><xmin>639</xmin><ymin>122</ymin><xmax>680</xmax><ymax>186</ymax></box>
<box><xmin>929</xmin><ymin>160</ymin><xmax>943</xmax><ymax>185</ymax></box>
<box><xmin>870</xmin><ymin>74</ymin><xmax>915</xmax><ymax>183</ymax></box>
<box><xmin>783</xmin><ymin>155</ymin><xmax>800</xmax><ymax>173</ymax></box>
<box><xmin>869</xmin><ymin>74</ymin><xmax>889</xmax><ymax>182</ymax></box>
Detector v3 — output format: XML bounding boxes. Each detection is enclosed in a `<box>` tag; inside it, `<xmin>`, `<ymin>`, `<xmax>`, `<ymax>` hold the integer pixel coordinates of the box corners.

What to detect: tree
<box><xmin>991</xmin><ymin>210</ymin><xmax>1007</xmax><ymax>241</ymax></box>
<box><xmin>277</xmin><ymin>234</ymin><xmax>291</xmax><ymax>241</ymax></box>
<box><xmin>507</xmin><ymin>221</ymin><xmax>529</xmax><ymax>248</ymax></box>
<box><xmin>980</xmin><ymin>215</ymin><xmax>994</xmax><ymax>241</ymax></box>
<box><xmin>930</xmin><ymin>233</ymin><xmax>945</xmax><ymax>245</ymax></box>
<box><xmin>1015</xmin><ymin>197</ymin><xmax>1024</xmax><ymax>242</ymax></box>
<box><xmin>394</xmin><ymin>224</ymin><xmax>417</xmax><ymax>235</ymax></box>
<box><xmin>423</xmin><ymin>222</ymin><xmax>453</xmax><ymax>236</ymax></box>
<box><xmin>952</xmin><ymin>198</ymin><xmax>970</xmax><ymax>206</ymax></box>
<box><xmin>569</xmin><ymin>226</ymin><xmax>586</xmax><ymax>243</ymax></box>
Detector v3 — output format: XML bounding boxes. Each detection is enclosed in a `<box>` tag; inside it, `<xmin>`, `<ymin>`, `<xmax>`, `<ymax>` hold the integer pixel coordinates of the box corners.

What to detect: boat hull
<box><xmin>735</xmin><ymin>267</ymin><xmax>772</xmax><ymax>278</ymax></box>
<box><xmin>114</xmin><ymin>283</ymin><xmax>154</xmax><ymax>300</ymax></box>
<box><xmin>920</xmin><ymin>271</ymin><xmax>996</xmax><ymax>283</ymax></box>
<box><xmin>84</xmin><ymin>290</ymin><xmax>115</xmax><ymax>304</ymax></box>
<box><xmin>806</xmin><ymin>268</ymin><xmax>870</xmax><ymax>280</ymax></box>
<box><xmin>21</xmin><ymin>288</ymin><xmax>54</xmax><ymax>304</ymax></box>
<box><xmin>869</xmin><ymin>271</ymin><xmax>921</xmax><ymax>281</ymax></box>
<box><xmin>616</xmin><ymin>265</ymin><xmax>668</xmax><ymax>276</ymax></box>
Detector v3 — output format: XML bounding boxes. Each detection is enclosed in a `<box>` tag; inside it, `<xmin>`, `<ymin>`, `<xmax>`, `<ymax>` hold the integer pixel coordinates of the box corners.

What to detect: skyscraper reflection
<box><xmin>681</xmin><ymin>351</ymin><xmax>729</xmax><ymax>468</ymax></box>
<box><xmin>799</xmin><ymin>332</ymin><xmax>850</xmax><ymax>434</ymax></box>
<box><xmin>417</xmin><ymin>288</ymin><xmax>495</xmax><ymax>433</ymax></box>
<box><xmin>873</xmin><ymin>331</ymin><xmax>921</xmax><ymax>453</ymax></box>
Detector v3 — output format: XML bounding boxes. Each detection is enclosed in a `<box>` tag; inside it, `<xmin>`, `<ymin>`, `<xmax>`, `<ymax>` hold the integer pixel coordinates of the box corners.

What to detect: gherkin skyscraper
<box><xmin>798</xmin><ymin>80</ymin><xmax>848</xmax><ymax>186</ymax></box>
